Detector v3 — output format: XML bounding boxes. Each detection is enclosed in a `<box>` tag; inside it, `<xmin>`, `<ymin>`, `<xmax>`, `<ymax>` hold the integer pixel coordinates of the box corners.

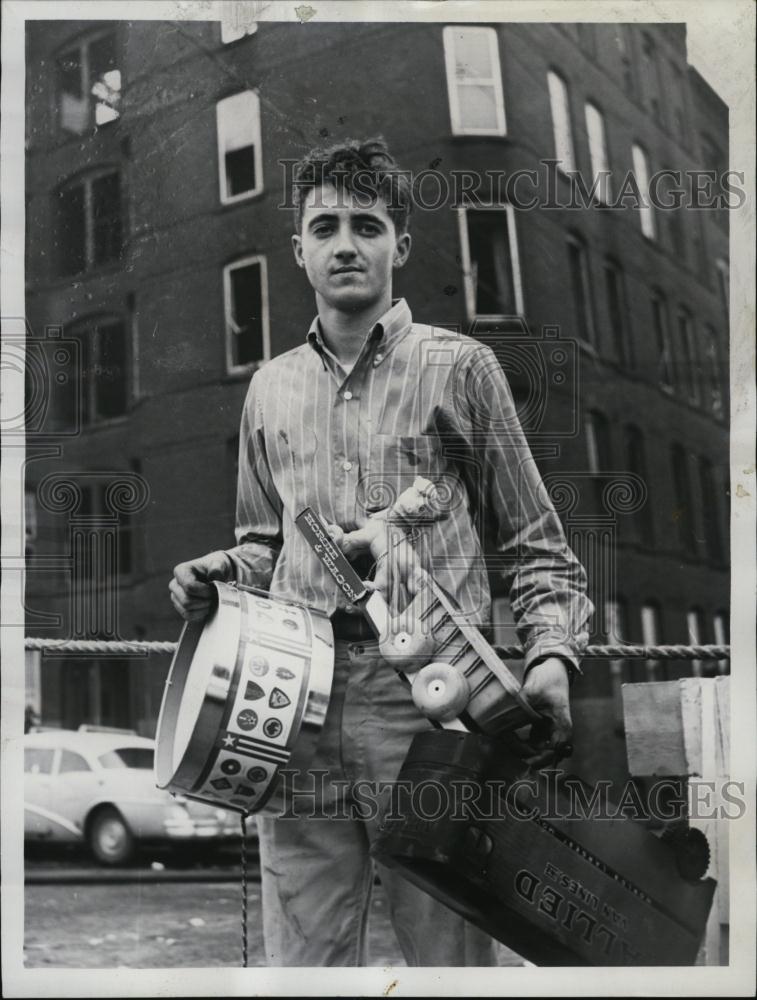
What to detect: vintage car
<box><xmin>24</xmin><ymin>727</ymin><xmax>243</xmax><ymax>864</ymax></box>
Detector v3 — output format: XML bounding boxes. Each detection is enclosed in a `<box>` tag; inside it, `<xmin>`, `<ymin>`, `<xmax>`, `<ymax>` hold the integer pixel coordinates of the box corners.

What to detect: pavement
<box><xmin>23</xmin><ymin>850</ymin><xmax>525</xmax><ymax>968</ymax></box>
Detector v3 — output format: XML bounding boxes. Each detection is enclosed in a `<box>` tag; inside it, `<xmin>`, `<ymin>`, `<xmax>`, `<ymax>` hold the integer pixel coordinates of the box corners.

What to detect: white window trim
<box><xmin>443</xmin><ymin>26</ymin><xmax>507</xmax><ymax>137</ymax></box>
<box><xmin>223</xmin><ymin>254</ymin><xmax>270</xmax><ymax>375</ymax></box>
<box><xmin>547</xmin><ymin>70</ymin><xmax>576</xmax><ymax>174</ymax></box>
<box><xmin>585</xmin><ymin>101</ymin><xmax>612</xmax><ymax>204</ymax></box>
<box><xmin>631</xmin><ymin>143</ymin><xmax>656</xmax><ymax>240</ymax></box>
<box><xmin>456</xmin><ymin>205</ymin><xmax>524</xmax><ymax>321</ymax></box>
<box><xmin>216</xmin><ymin>90</ymin><xmax>264</xmax><ymax>205</ymax></box>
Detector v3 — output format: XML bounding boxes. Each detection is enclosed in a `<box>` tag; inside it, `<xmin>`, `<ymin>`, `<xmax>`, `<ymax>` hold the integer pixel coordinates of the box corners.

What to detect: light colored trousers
<box><xmin>256</xmin><ymin>639</ymin><xmax>498</xmax><ymax>966</ymax></box>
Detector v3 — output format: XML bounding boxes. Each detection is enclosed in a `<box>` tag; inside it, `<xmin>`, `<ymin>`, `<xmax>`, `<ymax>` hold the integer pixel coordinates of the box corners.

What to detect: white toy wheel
<box><xmin>411</xmin><ymin>662</ymin><xmax>471</xmax><ymax>721</ymax></box>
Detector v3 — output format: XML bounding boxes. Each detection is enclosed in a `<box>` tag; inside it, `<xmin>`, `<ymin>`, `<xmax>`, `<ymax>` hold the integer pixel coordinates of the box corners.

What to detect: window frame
<box><xmin>565</xmin><ymin>231</ymin><xmax>596</xmax><ymax>345</ymax></box>
<box><xmin>603</xmin><ymin>257</ymin><xmax>630</xmax><ymax>364</ymax></box>
<box><xmin>676</xmin><ymin>307</ymin><xmax>701</xmax><ymax>405</ymax></box>
<box><xmin>64</xmin><ymin>313</ymin><xmax>130</xmax><ymax>425</ymax></box>
<box><xmin>57</xmin><ymin>167</ymin><xmax>124</xmax><ymax>276</ymax></box>
<box><xmin>456</xmin><ymin>204</ymin><xmax>524</xmax><ymax>321</ymax></box>
<box><xmin>651</xmin><ymin>290</ymin><xmax>674</xmax><ymax>393</ymax></box>
<box><xmin>584</xmin><ymin>101</ymin><xmax>612</xmax><ymax>204</ymax></box>
<box><xmin>216</xmin><ymin>89</ymin><xmax>264</xmax><ymax>205</ymax></box>
<box><xmin>443</xmin><ymin>25</ymin><xmax>507</xmax><ymax>138</ymax></box>
<box><xmin>56</xmin><ymin>27</ymin><xmax>122</xmax><ymax>135</ymax></box>
<box><xmin>631</xmin><ymin>143</ymin><xmax>656</xmax><ymax>240</ymax></box>
<box><xmin>547</xmin><ymin>69</ymin><xmax>576</xmax><ymax>174</ymax></box>
<box><xmin>223</xmin><ymin>254</ymin><xmax>271</xmax><ymax>375</ymax></box>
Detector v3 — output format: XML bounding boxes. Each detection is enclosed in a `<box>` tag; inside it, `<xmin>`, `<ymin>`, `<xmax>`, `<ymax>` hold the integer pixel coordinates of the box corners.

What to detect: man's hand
<box><xmin>520</xmin><ymin>657</ymin><xmax>573</xmax><ymax>767</ymax></box>
<box><xmin>169</xmin><ymin>551</ymin><xmax>234</xmax><ymax>622</ymax></box>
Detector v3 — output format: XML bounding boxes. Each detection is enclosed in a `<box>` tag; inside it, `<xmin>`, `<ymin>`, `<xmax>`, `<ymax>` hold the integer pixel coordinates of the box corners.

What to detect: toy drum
<box><xmin>155</xmin><ymin>581</ymin><xmax>334</xmax><ymax>815</ymax></box>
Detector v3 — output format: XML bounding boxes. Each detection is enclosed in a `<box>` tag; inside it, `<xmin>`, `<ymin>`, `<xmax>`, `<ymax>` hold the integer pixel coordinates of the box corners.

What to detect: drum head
<box><xmin>156</xmin><ymin>582</ymin><xmax>334</xmax><ymax>815</ymax></box>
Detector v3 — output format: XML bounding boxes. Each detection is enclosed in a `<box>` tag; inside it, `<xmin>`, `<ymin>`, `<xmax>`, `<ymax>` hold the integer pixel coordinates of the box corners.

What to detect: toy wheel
<box><xmin>89</xmin><ymin>807</ymin><xmax>135</xmax><ymax>866</ymax></box>
<box><xmin>411</xmin><ymin>662</ymin><xmax>471</xmax><ymax>721</ymax></box>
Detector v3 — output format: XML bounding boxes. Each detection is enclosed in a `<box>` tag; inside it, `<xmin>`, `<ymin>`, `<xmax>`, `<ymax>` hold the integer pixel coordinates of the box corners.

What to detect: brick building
<box><xmin>23</xmin><ymin>18</ymin><xmax>729</xmax><ymax>781</ymax></box>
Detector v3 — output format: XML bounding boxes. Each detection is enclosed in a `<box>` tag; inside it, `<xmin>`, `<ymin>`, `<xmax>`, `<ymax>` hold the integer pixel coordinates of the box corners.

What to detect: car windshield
<box><xmin>97</xmin><ymin>747</ymin><xmax>154</xmax><ymax>770</ymax></box>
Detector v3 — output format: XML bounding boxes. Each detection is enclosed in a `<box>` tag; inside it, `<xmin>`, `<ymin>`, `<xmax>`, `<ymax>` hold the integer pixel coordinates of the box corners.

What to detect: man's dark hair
<box><xmin>292</xmin><ymin>137</ymin><xmax>412</xmax><ymax>235</ymax></box>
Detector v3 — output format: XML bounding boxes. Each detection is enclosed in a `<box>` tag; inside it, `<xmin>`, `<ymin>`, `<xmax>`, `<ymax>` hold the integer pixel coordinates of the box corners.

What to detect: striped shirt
<box><xmin>226</xmin><ymin>298</ymin><xmax>592</xmax><ymax>672</ymax></box>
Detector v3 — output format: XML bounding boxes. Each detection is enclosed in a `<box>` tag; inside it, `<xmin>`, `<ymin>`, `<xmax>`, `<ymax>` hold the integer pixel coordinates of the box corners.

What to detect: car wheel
<box><xmin>88</xmin><ymin>808</ymin><xmax>135</xmax><ymax>865</ymax></box>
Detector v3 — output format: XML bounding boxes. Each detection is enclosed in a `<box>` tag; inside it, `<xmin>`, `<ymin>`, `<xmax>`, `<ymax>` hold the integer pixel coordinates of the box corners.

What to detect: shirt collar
<box><xmin>306</xmin><ymin>298</ymin><xmax>413</xmax><ymax>362</ymax></box>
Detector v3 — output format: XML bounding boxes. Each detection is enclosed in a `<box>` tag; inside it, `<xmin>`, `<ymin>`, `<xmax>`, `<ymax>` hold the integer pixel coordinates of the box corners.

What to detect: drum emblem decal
<box><xmin>221</xmin><ymin>758</ymin><xmax>241</xmax><ymax>775</ymax></box>
<box><xmin>236</xmin><ymin>709</ymin><xmax>259</xmax><ymax>731</ymax></box>
<box><xmin>247</xmin><ymin>766</ymin><xmax>267</xmax><ymax>783</ymax></box>
<box><xmin>211</xmin><ymin>777</ymin><xmax>232</xmax><ymax>790</ymax></box>
<box><xmin>244</xmin><ymin>681</ymin><xmax>265</xmax><ymax>701</ymax></box>
<box><xmin>263</xmin><ymin>718</ymin><xmax>283</xmax><ymax>738</ymax></box>
<box><xmin>276</xmin><ymin>667</ymin><xmax>295</xmax><ymax>680</ymax></box>
<box><xmin>250</xmin><ymin>657</ymin><xmax>269</xmax><ymax>676</ymax></box>
<box><xmin>236</xmin><ymin>784</ymin><xmax>255</xmax><ymax>797</ymax></box>
<box><xmin>269</xmin><ymin>687</ymin><xmax>291</xmax><ymax>709</ymax></box>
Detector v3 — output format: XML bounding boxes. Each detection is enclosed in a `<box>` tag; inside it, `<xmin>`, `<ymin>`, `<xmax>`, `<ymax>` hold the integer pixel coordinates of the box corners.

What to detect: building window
<box><xmin>640</xmin><ymin>602</ymin><xmax>663</xmax><ymax>678</ymax></box>
<box><xmin>698</xmin><ymin>457</ymin><xmax>725</xmax><ymax>564</ymax></box>
<box><xmin>585</xmin><ymin>408</ymin><xmax>611</xmax><ymax>513</ymax></box>
<box><xmin>458</xmin><ymin>207</ymin><xmax>523</xmax><ymax>319</ymax></box>
<box><xmin>603</xmin><ymin>259</ymin><xmax>630</xmax><ymax>365</ymax></box>
<box><xmin>676</xmin><ymin>309</ymin><xmax>700</xmax><ymax>404</ymax></box>
<box><xmin>25</xmin><ymin>487</ymin><xmax>38</xmax><ymax>557</ymax></box>
<box><xmin>443</xmin><ymin>26</ymin><xmax>506</xmax><ymax>137</ymax></box>
<box><xmin>686</xmin><ymin>607</ymin><xmax>705</xmax><ymax>676</ymax></box>
<box><xmin>640</xmin><ymin>32</ymin><xmax>664</xmax><ymax>125</ymax></box>
<box><xmin>220</xmin><ymin>19</ymin><xmax>258</xmax><ymax>44</ymax></box>
<box><xmin>216</xmin><ymin>90</ymin><xmax>263</xmax><ymax>203</ymax></box>
<box><xmin>566</xmin><ymin>233</ymin><xmax>595</xmax><ymax>344</ymax></box>
<box><xmin>703</xmin><ymin>324</ymin><xmax>725</xmax><ymax>418</ymax></box>
<box><xmin>65</xmin><ymin>316</ymin><xmax>129</xmax><ymax>424</ymax></box>
<box><xmin>614</xmin><ymin>25</ymin><xmax>636</xmax><ymax>97</ymax></box>
<box><xmin>585</xmin><ymin>102</ymin><xmax>612</xmax><ymax>203</ymax></box>
<box><xmin>57</xmin><ymin>170</ymin><xmax>123</xmax><ymax>276</ymax></box>
<box><xmin>715</xmin><ymin>258</ymin><xmax>729</xmax><ymax>319</ymax></box>
<box><xmin>631</xmin><ymin>144</ymin><xmax>656</xmax><ymax>240</ymax></box>
<box><xmin>78</xmin><ymin>480</ymin><xmax>133</xmax><ymax>578</ymax></box>
<box><xmin>223</xmin><ymin>256</ymin><xmax>270</xmax><ymax>372</ymax></box>
<box><xmin>669</xmin><ymin>61</ymin><xmax>689</xmax><ymax>147</ymax></box>
<box><xmin>57</xmin><ymin>30</ymin><xmax>121</xmax><ymax>134</ymax></box>
<box><xmin>651</xmin><ymin>291</ymin><xmax>674</xmax><ymax>392</ymax></box>
<box><xmin>671</xmin><ymin>444</ymin><xmax>697</xmax><ymax>557</ymax></box>
<box><xmin>624</xmin><ymin>425</ymin><xmax>653</xmax><ymax>546</ymax></box>
<box><xmin>547</xmin><ymin>70</ymin><xmax>576</xmax><ymax>172</ymax></box>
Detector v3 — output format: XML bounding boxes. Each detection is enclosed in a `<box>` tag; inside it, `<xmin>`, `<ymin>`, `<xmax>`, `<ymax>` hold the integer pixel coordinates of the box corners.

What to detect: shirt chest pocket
<box><xmin>359</xmin><ymin>434</ymin><xmax>446</xmax><ymax>514</ymax></box>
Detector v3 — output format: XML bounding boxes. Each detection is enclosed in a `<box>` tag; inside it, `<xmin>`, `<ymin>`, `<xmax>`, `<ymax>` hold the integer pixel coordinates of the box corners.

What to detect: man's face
<box><xmin>292</xmin><ymin>183</ymin><xmax>411</xmax><ymax>312</ymax></box>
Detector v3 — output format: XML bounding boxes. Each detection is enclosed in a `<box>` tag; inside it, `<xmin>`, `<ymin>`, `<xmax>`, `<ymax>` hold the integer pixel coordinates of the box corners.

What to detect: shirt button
<box><xmin>343</xmin><ymin>390</ymin><xmax>353</xmax><ymax>400</ymax></box>
<box><xmin>342</xmin><ymin>460</ymin><xmax>353</xmax><ymax>472</ymax></box>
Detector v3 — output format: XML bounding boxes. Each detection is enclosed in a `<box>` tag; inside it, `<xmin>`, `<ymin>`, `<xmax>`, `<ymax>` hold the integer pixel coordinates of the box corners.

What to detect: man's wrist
<box><xmin>523</xmin><ymin>653</ymin><xmax>580</xmax><ymax>687</ymax></box>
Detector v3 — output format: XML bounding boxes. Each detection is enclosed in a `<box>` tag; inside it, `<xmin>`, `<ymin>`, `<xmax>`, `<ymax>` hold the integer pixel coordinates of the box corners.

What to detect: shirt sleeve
<box><xmin>224</xmin><ymin>370</ymin><xmax>284</xmax><ymax>591</ymax></box>
<box><xmin>451</xmin><ymin>344</ymin><xmax>594</xmax><ymax>676</ymax></box>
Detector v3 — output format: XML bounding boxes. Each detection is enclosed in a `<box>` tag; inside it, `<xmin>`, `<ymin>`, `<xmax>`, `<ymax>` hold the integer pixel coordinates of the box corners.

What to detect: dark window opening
<box><xmin>651</xmin><ymin>293</ymin><xmax>674</xmax><ymax>391</ymax></box>
<box><xmin>467</xmin><ymin>211</ymin><xmax>517</xmax><ymax>316</ymax></box>
<box><xmin>671</xmin><ymin>445</ymin><xmax>697</xmax><ymax>556</ymax></box>
<box><xmin>624</xmin><ymin>425</ymin><xmax>653</xmax><ymax>546</ymax></box>
<box><xmin>225</xmin><ymin>146</ymin><xmax>257</xmax><ymax>198</ymax></box>
<box><xmin>567</xmin><ymin>236</ymin><xmax>594</xmax><ymax>343</ymax></box>
<box><xmin>227</xmin><ymin>261</ymin><xmax>265</xmax><ymax>368</ymax></box>
<box><xmin>58</xmin><ymin>171</ymin><xmax>123</xmax><ymax>276</ymax></box>
<box><xmin>698</xmin><ymin>457</ymin><xmax>725</xmax><ymax>564</ymax></box>
<box><xmin>66</xmin><ymin>316</ymin><xmax>128</xmax><ymax>423</ymax></box>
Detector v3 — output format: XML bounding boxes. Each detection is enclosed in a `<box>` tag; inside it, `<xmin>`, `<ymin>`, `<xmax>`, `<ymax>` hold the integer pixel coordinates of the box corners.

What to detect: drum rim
<box><xmin>155</xmin><ymin>582</ymin><xmax>241</xmax><ymax>790</ymax></box>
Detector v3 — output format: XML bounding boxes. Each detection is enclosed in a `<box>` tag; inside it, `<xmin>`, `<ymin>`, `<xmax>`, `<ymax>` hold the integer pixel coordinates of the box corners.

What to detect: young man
<box><xmin>169</xmin><ymin>138</ymin><xmax>592</xmax><ymax>966</ymax></box>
